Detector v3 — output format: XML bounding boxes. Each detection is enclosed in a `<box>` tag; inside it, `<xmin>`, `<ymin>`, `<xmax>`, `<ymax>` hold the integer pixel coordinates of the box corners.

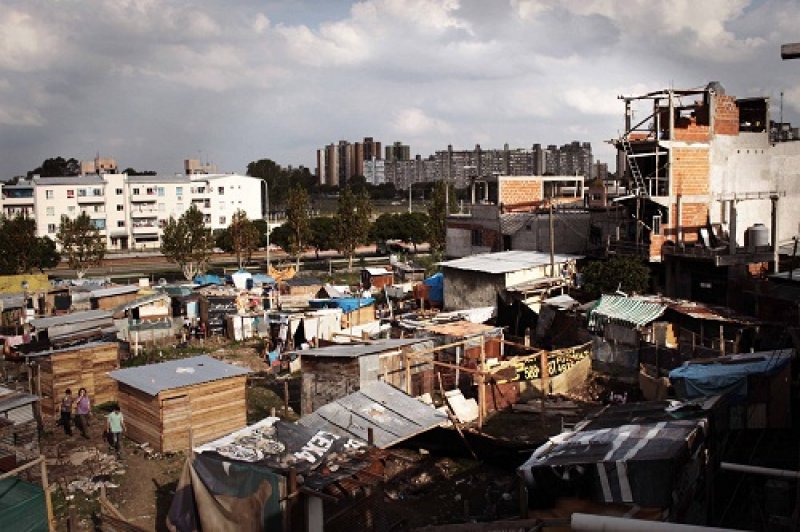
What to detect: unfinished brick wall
<box><xmin>673</xmin><ymin>116</ymin><xmax>711</xmax><ymax>142</ymax></box>
<box><xmin>498</xmin><ymin>178</ymin><xmax>543</xmax><ymax>205</ymax></box>
<box><xmin>713</xmin><ymin>95</ymin><xmax>740</xmax><ymax>136</ymax></box>
<box><xmin>672</xmin><ymin>147</ymin><xmax>710</xmax><ymax>196</ymax></box>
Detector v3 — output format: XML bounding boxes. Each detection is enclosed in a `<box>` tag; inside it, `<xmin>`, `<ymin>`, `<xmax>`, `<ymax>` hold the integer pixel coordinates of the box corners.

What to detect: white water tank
<box><xmin>745</xmin><ymin>223</ymin><xmax>769</xmax><ymax>250</ymax></box>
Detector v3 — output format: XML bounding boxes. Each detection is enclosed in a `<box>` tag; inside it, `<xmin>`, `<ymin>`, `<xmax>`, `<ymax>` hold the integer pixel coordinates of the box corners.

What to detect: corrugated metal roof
<box><xmin>424</xmin><ymin>321</ymin><xmax>497</xmax><ymax>338</ymax></box>
<box><xmin>363</xmin><ymin>267</ymin><xmax>391</xmax><ymax>276</ymax></box>
<box><xmin>0</xmin><ymin>293</ymin><xmax>26</xmax><ymax>310</ymax></box>
<box><xmin>90</xmin><ymin>285</ymin><xmax>140</xmax><ymax>299</ymax></box>
<box><xmin>35</xmin><ymin>175</ymin><xmax>105</xmax><ymax>186</ymax></box>
<box><xmin>114</xmin><ymin>292</ymin><xmax>169</xmax><ymax>313</ymax></box>
<box><xmin>439</xmin><ymin>250</ymin><xmax>581</xmax><ymax>274</ymax></box>
<box><xmin>297</xmin><ymin>338</ymin><xmax>428</xmax><ymax>358</ymax></box>
<box><xmin>0</xmin><ymin>386</ymin><xmax>39</xmax><ymax>411</ymax></box>
<box><xmin>108</xmin><ymin>355</ymin><xmax>249</xmax><ymax>396</ymax></box>
<box><xmin>297</xmin><ymin>381</ymin><xmax>447</xmax><ymax>448</ymax></box>
<box><xmin>587</xmin><ymin>295</ymin><xmax>666</xmax><ymax>330</ymax></box>
<box><xmin>30</xmin><ymin>309</ymin><xmax>113</xmax><ymax>329</ymax></box>
<box><xmin>23</xmin><ymin>340</ymin><xmax>118</xmax><ymax>359</ymax></box>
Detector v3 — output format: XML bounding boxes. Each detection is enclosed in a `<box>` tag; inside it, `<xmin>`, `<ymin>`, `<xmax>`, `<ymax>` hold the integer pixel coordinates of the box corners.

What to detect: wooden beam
<box><xmin>782</xmin><ymin>42</ymin><xmax>800</xmax><ymax>60</ymax></box>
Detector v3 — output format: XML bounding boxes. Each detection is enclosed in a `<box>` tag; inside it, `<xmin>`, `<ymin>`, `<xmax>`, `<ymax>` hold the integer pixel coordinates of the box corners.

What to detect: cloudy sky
<box><xmin>2</xmin><ymin>0</ymin><xmax>799</xmax><ymax>178</ymax></box>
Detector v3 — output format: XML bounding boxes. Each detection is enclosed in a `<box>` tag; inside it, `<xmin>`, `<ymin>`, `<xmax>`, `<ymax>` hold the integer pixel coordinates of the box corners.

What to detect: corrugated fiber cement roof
<box><xmin>587</xmin><ymin>295</ymin><xmax>666</xmax><ymax>330</ymax></box>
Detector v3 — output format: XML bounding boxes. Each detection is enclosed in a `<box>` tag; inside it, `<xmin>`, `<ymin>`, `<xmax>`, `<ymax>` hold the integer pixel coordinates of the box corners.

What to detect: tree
<box><xmin>427</xmin><ymin>181</ymin><xmax>455</xmax><ymax>253</ymax></box>
<box><xmin>269</xmin><ymin>224</ymin><xmax>291</xmax><ymax>254</ymax></box>
<box><xmin>580</xmin><ymin>256</ymin><xmax>651</xmax><ymax>298</ymax></box>
<box><xmin>336</xmin><ymin>187</ymin><xmax>372</xmax><ymax>270</ymax></box>
<box><xmin>28</xmin><ymin>157</ymin><xmax>80</xmax><ymax>178</ymax></box>
<box><xmin>285</xmin><ymin>186</ymin><xmax>311</xmax><ymax>270</ymax></box>
<box><xmin>397</xmin><ymin>212</ymin><xmax>430</xmax><ymax>252</ymax></box>
<box><xmin>247</xmin><ymin>159</ymin><xmax>316</xmax><ymax>207</ymax></box>
<box><xmin>308</xmin><ymin>217</ymin><xmax>337</xmax><ymax>259</ymax></box>
<box><xmin>161</xmin><ymin>205</ymin><xmax>214</xmax><ymax>281</ymax></box>
<box><xmin>228</xmin><ymin>210</ymin><xmax>260</xmax><ymax>268</ymax></box>
<box><xmin>122</xmin><ymin>168</ymin><xmax>156</xmax><ymax>176</ymax></box>
<box><xmin>56</xmin><ymin>212</ymin><xmax>106</xmax><ymax>278</ymax></box>
<box><xmin>0</xmin><ymin>216</ymin><xmax>61</xmax><ymax>274</ymax></box>
<box><xmin>370</xmin><ymin>213</ymin><xmax>401</xmax><ymax>244</ymax></box>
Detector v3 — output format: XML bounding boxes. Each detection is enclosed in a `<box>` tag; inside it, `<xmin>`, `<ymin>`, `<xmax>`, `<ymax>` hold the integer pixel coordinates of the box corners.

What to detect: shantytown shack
<box><xmin>23</xmin><ymin>341</ymin><xmax>120</xmax><ymax>418</ymax></box>
<box><xmin>108</xmin><ymin>355</ymin><xmax>250</xmax><ymax>452</ymax></box>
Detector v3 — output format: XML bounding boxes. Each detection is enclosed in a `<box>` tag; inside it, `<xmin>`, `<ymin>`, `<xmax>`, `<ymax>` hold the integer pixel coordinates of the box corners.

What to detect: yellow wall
<box><xmin>0</xmin><ymin>274</ymin><xmax>49</xmax><ymax>293</ymax></box>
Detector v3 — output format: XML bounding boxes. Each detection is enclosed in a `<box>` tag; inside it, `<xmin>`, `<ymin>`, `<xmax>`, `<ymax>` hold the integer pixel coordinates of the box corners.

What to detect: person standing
<box><xmin>74</xmin><ymin>388</ymin><xmax>91</xmax><ymax>439</ymax></box>
<box><xmin>106</xmin><ymin>406</ymin><xmax>125</xmax><ymax>457</ymax></box>
<box><xmin>59</xmin><ymin>389</ymin><xmax>74</xmax><ymax>436</ymax></box>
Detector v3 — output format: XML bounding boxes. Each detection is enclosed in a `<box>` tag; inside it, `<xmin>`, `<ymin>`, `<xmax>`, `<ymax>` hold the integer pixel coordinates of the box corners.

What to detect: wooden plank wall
<box><xmin>39</xmin><ymin>343</ymin><xmax>120</xmax><ymax>418</ymax></box>
<box><xmin>117</xmin><ymin>383</ymin><xmax>162</xmax><ymax>449</ymax></box>
<box><xmin>159</xmin><ymin>376</ymin><xmax>248</xmax><ymax>452</ymax></box>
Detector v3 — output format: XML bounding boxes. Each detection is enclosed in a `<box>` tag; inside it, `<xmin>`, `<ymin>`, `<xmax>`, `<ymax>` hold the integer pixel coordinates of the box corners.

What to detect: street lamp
<box><xmin>264</xmin><ymin>182</ymin><xmax>270</xmax><ymax>271</ymax></box>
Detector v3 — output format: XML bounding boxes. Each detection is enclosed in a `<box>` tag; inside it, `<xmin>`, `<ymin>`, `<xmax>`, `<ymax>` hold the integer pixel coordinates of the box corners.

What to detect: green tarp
<box><xmin>0</xmin><ymin>477</ymin><xmax>47</xmax><ymax>532</ymax></box>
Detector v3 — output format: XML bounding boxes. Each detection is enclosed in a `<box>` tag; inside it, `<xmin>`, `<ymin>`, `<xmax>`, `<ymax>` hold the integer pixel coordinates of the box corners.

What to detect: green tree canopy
<box><xmin>427</xmin><ymin>181</ymin><xmax>455</xmax><ymax>253</ymax></box>
<box><xmin>161</xmin><ymin>205</ymin><xmax>213</xmax><ymax>281</ymax></box>
<box><xmin>269</xmin><ymin>224</ymin><xmax>291</xmax><ymax>255</ymax></box>
<box><xmin>247</xmin><ymin>159</ymin><xmax>316</xmax><ymax>207</ymax></box>
<box><xmin>285</xmin><ymin>186</ymin><xmax>311</xmax><ymax>270</ymax></box>
<box><xmin>580</xmin><ymin>256</ymin><xmax>651</xmax><ymax>298</ymax></box>
<box><xmin>28</xmin><ymin>157</ymin><xmax>80</xmax><ymax>178</ymax></box>
<box><xmin>228</xmin><ymin>210</ymin><xmax>260</xmax><ymax>268</ymax></box>
<box><xmin>56</xmin><ymin>212</ymin><xmax>106</xmax><ymax>278</ymax></box>
<box><xmin>308</xmin><ymin>216</ymin><xmax>337</xmax><ymax>259</ymax></box>
<box><xmin>0</xmin><ymin>216</ymin><xmax>61</xmax><ymax>274</ymax></box>
<box><xmin>335</xmin><ymin>187</ymin><xmax>372</xmax><ymax>270</ymax></box>
<box><xmin>122</xmin><ymin>168</ymin><xmax>157</xmax><ymax>176</ymax></box>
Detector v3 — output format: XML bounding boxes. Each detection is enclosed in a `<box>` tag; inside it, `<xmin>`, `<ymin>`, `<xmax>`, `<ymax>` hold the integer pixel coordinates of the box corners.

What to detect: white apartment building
<box><xmin>1</xmin><ymin>173</ymin><xmax>266</xmax><ymax>251</ymax></box>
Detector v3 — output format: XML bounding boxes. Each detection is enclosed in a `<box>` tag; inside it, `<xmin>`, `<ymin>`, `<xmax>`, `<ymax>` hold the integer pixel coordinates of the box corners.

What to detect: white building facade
<box><xmin>1</xmin><ymin>173</ymin><xmax>266</xmax><ymax>250</ymax></box>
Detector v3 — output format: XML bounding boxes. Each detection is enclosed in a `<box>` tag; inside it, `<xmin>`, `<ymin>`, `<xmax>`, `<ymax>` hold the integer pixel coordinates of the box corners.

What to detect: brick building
<box><xmin>613</xmin><ymin>82</ymin><xmax>800</xmax><ymax>304</ymax></box>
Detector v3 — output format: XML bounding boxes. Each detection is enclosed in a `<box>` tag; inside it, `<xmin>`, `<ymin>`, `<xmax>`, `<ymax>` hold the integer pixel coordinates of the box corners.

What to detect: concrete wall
<box><xmin>443</xmin><ymin>269</ymin><xmax>507</xmax><ymax>310</ymax></box>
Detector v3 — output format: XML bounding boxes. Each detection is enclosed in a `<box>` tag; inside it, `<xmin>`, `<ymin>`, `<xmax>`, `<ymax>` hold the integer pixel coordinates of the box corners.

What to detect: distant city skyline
<box><xmin>1</xmin><ymin>1</ymin><xmax>799</xmax><ymax>177</ymax></box>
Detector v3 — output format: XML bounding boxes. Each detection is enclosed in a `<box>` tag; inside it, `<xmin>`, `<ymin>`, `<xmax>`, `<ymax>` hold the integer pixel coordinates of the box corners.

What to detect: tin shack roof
<box><xmin>438</xmin><ymin>250</ymin><xmax>581</xmax><ymax>274</ymax></box>
<box><xmin>298</xmin><ymin>381</ymin><xmax>447</xmax><ymax>449</ymax></box>
<box><xmin>298</xmin><ymin>338</ymin><xmax>429</xmax><ymax>359</ymax></box>
<box><xmin>108</xmin><ymin>355</ymin><xmax>250</xmax><ymax>396</ymax></box>
<box><xmin>30</xmin><ymin>309</ymin><xmax>113</xmax><ymax>329</ymax></box>
<box><xmin>90</xmin><ymin>285</ymin><xmax>140</xmax><ymax>299</ymax></box>
<box><xmin>0</xmin><ymin>386</ymin><xmax>39</xmax><ymax>411</ymax></box>
<box><xmin>423</xmin><ymin>321</ymin><xmax>498</xmax><ymax>338</ymax></box>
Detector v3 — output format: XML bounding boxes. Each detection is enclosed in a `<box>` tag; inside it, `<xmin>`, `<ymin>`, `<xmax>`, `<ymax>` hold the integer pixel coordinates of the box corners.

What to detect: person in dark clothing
<box><xmin>60</xmin><ymin>389</ymin><xmax>74</xmax><ymax>436</ymax></box>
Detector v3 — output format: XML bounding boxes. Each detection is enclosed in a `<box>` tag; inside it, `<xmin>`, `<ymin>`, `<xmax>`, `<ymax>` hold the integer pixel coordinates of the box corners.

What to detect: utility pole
<box><xmin>408</xmin><ymin>183</ymin><xmax>412</xmax><ymax>214</ymax></box>
<box><xmin>549</xmin><ymin>200</ymin><xmax>555</xmax><ymax>277</ymax></box>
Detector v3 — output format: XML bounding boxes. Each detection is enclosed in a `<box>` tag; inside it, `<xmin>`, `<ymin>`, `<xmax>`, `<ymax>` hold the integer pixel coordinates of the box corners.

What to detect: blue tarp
<box><xmin>252</xmin><ymin>274</ymin><xmax>276</xmax><ymax>285</ymax></box>
<box><xmin>669</xmin><ymin>351</ymin><xmax>793</xmax><ymax>400</ymax></box>
<box><xmin>423</xmin><ymin>273</ymin><xmax>443</xmax><ymax>303</ymax></box>
<box><xmin>309</xmin><ymin>297</ymin><xmax>375</xmax><ymax>314</ymax></box>
<box><xmin>193</xmin><ymin>274</ymin><xmax>223</xmax><ymax>286</ymax></box>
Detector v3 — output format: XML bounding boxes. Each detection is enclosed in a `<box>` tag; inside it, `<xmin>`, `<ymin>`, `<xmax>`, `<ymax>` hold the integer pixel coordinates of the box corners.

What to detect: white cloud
<box><xmin>393</xmin><ymin>108</ymin><xmax>453</xmax><ymax>136</ymax></box>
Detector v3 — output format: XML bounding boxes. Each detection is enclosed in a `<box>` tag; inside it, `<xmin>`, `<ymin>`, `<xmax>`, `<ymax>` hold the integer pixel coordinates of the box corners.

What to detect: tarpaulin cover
<box><xmin>423</xmin><ymin>273</ymin><xmax>443</xmax><ymax>303</ymax></box>
<box><xmin>251</xmin><ymin>274</ymin><xmax>276</xmax><ymax>285</ymax></box>
<box><xmin>669</xmin><ymin>350</ymin><xmax>793</xmax><ymax>400</ymax></box>
<box><xmin>194</xmin><ymin>419</ymin><xmax>372</xmax><ymax>490</ymax></box>
<box><xmin>167</xmin><ymin>453</ymin><xmax>283</xmax><ymax>532</ymax></box>
<box><xmin>519</xmin><ymin>418</ymin><xmax>706</xmax><ymax>507</ymax></box>
<box><xmin>0</xmin><ymin>477</ymin><xmax>47</xmax><ymax>532</ymax></box>
<box><xmin>193</xmin><ymin>274</ymin><xmax>223</xmax><ymax>286</ymax></box>
<box><xmin>308</xmin><ymin>297</ymin><xmax>375</xmax><ymax>314</ymax></box>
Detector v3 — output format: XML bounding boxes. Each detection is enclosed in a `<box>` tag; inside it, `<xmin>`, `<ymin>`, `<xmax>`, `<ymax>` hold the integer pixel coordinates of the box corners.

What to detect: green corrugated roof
<box><xmin>587</xmin><ymin>295</ymin><xmax>666</xmax><ymax>330</ymax></box>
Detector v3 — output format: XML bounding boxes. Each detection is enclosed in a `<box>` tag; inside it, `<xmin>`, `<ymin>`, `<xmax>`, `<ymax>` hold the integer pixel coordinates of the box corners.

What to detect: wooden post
<box><xmin>367</xmin><ymin>427</ymin><xmax>374</xmax><ymax>445</ymax></box>
<box><xmin>286</xmin><ymin>467</ymin><xmax>298</xmax><ymax>532</ymax></box>
<box><xmin>283</xmin><ymin>380</ymin><xmax>289</xmax><ymax>417</ymax></box>
<box><xmin>719</xmin><ymin>324</ymin><xmax>725</xmax><ymax>356</ymax></box>
<box><xmin>478</xmin><ymin>337</ymin><xmax>486</xmax><ymax>430</ymax></box>
<box><xmin>540</xmin><ymin>350</ymin><xmax>549</xmax><ymax>414</ymax></box>
<box><xmin>40</xmin><ymin>458</ymin><xmax>54</xmax><ymax>532</ymax></box>
<box><xmin>404</xmin><ymin>352</ymin><xmax>412</xmax><ymax>395</ymax></box>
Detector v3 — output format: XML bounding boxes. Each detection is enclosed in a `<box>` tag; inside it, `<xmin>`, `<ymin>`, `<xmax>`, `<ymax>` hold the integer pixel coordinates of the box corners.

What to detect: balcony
<box><xmin>132</xmin><ymin>224</ymin><xmax>159</xmax><ymax>234</ymax></box>
<box><xmin>130</xmin><ymin>209</ymin><xmax>159</xmax><ymax>217</ymax></box>
<box><xmin>130</xmin><ymin>195</ymin><xmax>157</xmax><ymax>203</ymax></box>
<box><xmin>2</xmin><ymin>195</ymin><xmax>34</xmax><ymax>205</ymax></box>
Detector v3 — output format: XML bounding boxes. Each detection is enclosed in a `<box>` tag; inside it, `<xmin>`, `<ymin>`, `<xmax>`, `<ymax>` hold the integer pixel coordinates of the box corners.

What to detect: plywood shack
<box><xmin>25</xmin><ymin>341</ymin><xmax>120</xmax><ymax>418</ymax></box>
<box><xmin>90</xmin><ymin>285</ymin><xmax>140</xmax><ymax>311</ymax></box>
<box><xmin>299</xmin><ymin>338</ymin><xmax>434</xmax><ymax>415</ymax></box>
<box><xmin>108</xmin><ymin>355</ymin><xmax>250</xmax><ymax>452</ymax></box>
<box><xmin>0</xmin><ymin>386</ymin><xmax>39</xmax><ymax>471</ymax></box>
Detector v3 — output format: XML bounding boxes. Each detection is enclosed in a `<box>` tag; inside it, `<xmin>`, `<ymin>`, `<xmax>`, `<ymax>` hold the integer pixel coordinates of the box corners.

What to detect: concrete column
<box><xmin>728</xmin><ymin>200</ymin><xmax>737</xmax><ymax>255</ymax></box>
<box><xmin>305</xmin><ymin>495</ymin><xmax>324</xmax><ymax>532</ymax></box>
<box><xmin>676</xmin><ymin>195</ymin><xmax>683</xmax><ymax>245</ymax></box>
<box><xmin>772</xmin><ymin>196</ymin><xmax>780</xmax><ymax>273</ymax></box>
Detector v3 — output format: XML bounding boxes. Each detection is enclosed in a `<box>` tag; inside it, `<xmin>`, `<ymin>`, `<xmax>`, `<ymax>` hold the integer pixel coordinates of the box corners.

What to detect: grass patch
<box><xmin>246</xmin><ymin>384</ymin><xmax>298</xmax><ymax>424</ymax></box>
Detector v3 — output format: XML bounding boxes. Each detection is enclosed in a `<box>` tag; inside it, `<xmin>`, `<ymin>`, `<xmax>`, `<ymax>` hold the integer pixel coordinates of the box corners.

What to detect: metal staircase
<box><xmin>620</xmin><ymin>135</ymin><xmax>648</xmax><ymax>197</ymax></box>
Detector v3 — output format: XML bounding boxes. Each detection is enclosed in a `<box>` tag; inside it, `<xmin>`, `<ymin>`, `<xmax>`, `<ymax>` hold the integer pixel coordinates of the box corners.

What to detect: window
<box><xmin>218</xmin><ymin>201</ymin><xmax>225</xmax><ymax>210</ymax></box>
<box><xmin>46</xmin><ymin>207</ymin><xmax>55</xmax><ymax>216</ymax></box>
<box><xmin>67</xmin><ymin>189</ymin><xmax>74</xmax><ymax>198</ymax></box>
<box><xmin>92</xmin><ymin>188</ymin><xmax>101</xmax><ymax>196</ymax></box>
<box><xmin>204</xmin><ymin>199</ymin><xmax>210</xmax><ymax>208</ymax></box>
<box><xmin>132</xmin><ymin>188</ymin><xmax>140</xmax><ymax>195</ymax></box>
<box><xmin>176</xmin><ymin>187</ymin><xmax>183</xmax><ymax>198</ymax></box>
<box><xmin>117</xmin><ymin>221</ymin><xmax>125</xmax><ymax>228</ymax></box>
<box><xmin>471</xmin><ymin>229</ymin><xmax>483</xmax><ymax>246</ymax></box>
<box><xmin>219</xmin><ymin>216</ymin><xmax>226</xmax><ymax>225</ymax></box>
<box><xmin>146</xmin><ymin>187</ymin><xmax>155</xmax><ymax>195</ymax></box>
<box><xmin>116</xmin><ymin>204</ymin><xmax>124</xmax><ymax>211</ymax></box>
<box><xmin>157</xmin><ymin>187</ymin><xmax>165</xmax><ymax>197</ymax></box>
<box><xmin>78</xmin><ymin>189</ymin><xmax>87</xmax><ymax>197</ymax></box>
<box><xmin>116</xmin><ymin>188</ymin><xmax>123</xmax><ymax>195</ymax></box>
<box><xmin>203</xmin><ymin>214</ymin><xmax>211</xmax><ymax>224</ymax></box>
<box><xmin>218</xmin><ymin>186</ymin><xmax>224</xmax><ymax>195</ymax></box>
<box><xmin>91</xmin><ymin>219</ymin><xmax>106</xmax><ymax>230</ymax></box>
<box><xmin>93</xmin><ymin>205</ymin><xmax>104</xmax><ymax>213</ymax></box>
<box><xmin>45</xmin><ymin>190</ymin><xmax>54</xmax><ymax>199</ymax></box>
<box><xmin>47</xmin><ymin>223</ymin><xmax>56</xmax><ymax>233</ymax></box>
<box><xmin>67</xmin><ymin>206</ymin><xmax>76</xmax><ymax>213</ymax></box>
